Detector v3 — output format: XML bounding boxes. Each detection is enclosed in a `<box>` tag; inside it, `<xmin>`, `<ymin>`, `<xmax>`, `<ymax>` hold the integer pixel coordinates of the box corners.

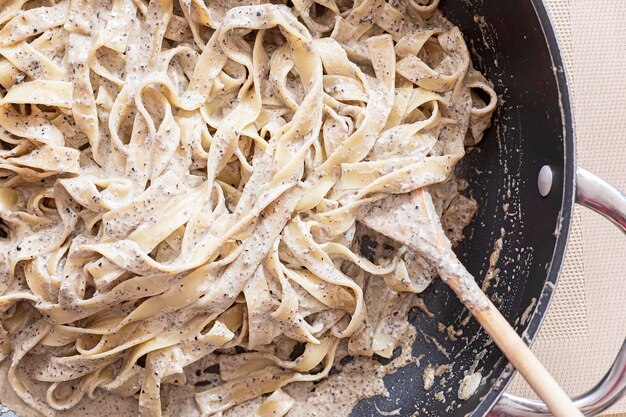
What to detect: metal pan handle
<box><xmin>490</xmin><ymin>167</ymin><xmax>626</xmax><ymax>417</ymax></box>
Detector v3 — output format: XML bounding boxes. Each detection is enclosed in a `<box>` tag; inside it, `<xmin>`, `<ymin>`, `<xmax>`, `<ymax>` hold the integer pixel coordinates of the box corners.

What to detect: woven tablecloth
<box><xmin>505</xmin><ymin>1</ymin><xmax>626</xmax><ymax>415</ymax></box>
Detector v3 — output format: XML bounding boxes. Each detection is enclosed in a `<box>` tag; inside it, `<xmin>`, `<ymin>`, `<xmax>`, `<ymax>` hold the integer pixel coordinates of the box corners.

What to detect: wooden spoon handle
<box><xmin>359</xmin><ymin>188</ymin><xmax>583</xmax><ymax>417</ymax></box>
<box><xmin>435</xmin><ymin>248</ymin><xmax>583</xmax><ymax>417</ymax></box>
<box><xmin>433</xmin><ymin>215</ymin><xmax>584</xmax><ymax>416</ymax></box>
<box><xmin>473</xmin><ymin>297</ymin><xmax>583</xmax><ymax>417</ymax></box>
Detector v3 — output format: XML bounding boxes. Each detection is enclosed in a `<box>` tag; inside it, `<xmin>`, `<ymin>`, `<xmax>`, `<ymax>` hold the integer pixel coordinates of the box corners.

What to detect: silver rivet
<box><xmin>538</xmin><ymin>165</ymin><xmax>553</xmax><ymax>197</ymax></box>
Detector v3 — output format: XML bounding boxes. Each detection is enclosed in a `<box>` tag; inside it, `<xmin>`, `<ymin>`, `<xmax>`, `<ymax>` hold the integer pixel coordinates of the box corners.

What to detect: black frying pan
<box><xmin>2</xmin><ymin>2</ymin><xmax>626</xmax><ymax>417</ymax></box>
<box><xmin>348</xmin><ymin>1</ymin><xmax>626</xmax><ymax>416</ymax></box>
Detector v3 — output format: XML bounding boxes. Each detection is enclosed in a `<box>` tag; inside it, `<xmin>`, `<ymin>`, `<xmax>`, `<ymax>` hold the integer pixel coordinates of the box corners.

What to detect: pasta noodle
<box><xmin>0</xmin><ymin>0</ymin><xmax>496</xmax><ymax>416</ymax></box>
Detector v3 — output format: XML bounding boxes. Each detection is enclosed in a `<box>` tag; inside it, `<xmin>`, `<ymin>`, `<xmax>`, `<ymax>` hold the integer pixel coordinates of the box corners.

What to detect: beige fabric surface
<box><xmin>506</xmin><ymin>1</ymin><xmax>626</xmax><ymax>416</ymax></box>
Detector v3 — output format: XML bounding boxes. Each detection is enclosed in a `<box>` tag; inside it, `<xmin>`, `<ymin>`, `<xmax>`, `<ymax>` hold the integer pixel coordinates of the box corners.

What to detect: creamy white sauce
<box><xmin>458</xmin><ymin>371</ymin><xmax>482</xmax><ymax>401</ymax></box>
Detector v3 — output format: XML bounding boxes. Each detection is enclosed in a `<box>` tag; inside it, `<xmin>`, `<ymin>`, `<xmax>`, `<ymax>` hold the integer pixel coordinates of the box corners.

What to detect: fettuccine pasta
<box><xmin>0</xmin><ymin>0</ymin><xmax>496</xmax><ymax>416</ymax></box>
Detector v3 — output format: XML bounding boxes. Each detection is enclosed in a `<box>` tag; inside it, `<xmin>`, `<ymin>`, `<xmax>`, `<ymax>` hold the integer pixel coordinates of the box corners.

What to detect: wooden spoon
<box><xmin>358</xmin><ymin>188</ymin><xmax>582</xmax><ymax>417</ymax></box>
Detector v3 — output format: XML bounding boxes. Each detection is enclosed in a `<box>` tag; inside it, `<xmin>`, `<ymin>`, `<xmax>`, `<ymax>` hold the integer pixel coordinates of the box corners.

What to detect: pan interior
<box><xmin>349</xmin><ymin>1</ymin><xmax>572</xmax><ymax>416</ymax></box>
<box><xmin>0</xmin><ymin>3</ymin><xmax>573</xmax><ymax>417</ymax></box>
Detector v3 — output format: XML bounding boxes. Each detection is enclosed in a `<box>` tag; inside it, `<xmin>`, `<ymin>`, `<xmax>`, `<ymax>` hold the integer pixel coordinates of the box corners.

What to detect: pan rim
<box><xmin>472</xmin><ymin>1</ymin><xmax>577</xmax><ymax>416</ymax></box>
